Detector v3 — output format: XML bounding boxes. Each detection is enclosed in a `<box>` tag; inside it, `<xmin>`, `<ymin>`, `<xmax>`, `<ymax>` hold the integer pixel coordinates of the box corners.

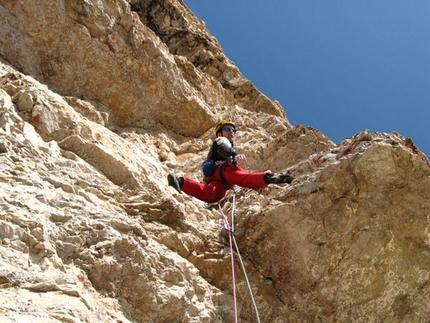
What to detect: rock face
<box><xmin>0</xmin><ymin>1</ymin><xmax>429</xmax><ymax>322</ymax></box>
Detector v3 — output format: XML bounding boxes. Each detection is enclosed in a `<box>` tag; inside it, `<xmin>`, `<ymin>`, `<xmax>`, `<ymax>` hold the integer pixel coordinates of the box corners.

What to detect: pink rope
<box><xmin>218</xmin><ymin>202</ymin><xmax>238</xmax><ymax>323</ymax></box>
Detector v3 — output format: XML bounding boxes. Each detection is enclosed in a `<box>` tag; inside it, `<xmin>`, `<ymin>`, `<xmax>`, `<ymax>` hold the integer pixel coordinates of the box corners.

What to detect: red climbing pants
<box><xmin>181</xmin><ymin>165</ymin><xmax>269</xmax><ymax>204</ymax></box>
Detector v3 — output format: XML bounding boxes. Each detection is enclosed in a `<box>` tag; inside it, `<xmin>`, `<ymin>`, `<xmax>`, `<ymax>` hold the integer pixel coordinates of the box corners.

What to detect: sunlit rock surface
<box><xmin>1</xmin><ymin>1</ymin><xmax>430</xmax><ymax>322</ymax></box>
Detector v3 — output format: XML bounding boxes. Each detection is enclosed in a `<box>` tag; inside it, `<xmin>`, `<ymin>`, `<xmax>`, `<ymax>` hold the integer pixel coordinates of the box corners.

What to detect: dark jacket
<box><xmin>208</xmin><ymin>137</ymin><xmax>238</xmax><ymax>162</ymax></box>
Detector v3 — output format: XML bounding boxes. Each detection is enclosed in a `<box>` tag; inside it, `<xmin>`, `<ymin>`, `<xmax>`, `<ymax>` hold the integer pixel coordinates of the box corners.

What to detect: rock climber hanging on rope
<box><xmin>167</xmin><ymin>119</ymin><xmax>294</xmax><ymax>203</ymax></box>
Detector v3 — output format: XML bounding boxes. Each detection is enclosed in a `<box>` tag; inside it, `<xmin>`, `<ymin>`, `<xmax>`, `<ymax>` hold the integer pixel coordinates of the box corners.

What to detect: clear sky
<box><xmin>183</xmin><ymin>1</ymin><xmax>430</xmax><ymax>158</ymax></box>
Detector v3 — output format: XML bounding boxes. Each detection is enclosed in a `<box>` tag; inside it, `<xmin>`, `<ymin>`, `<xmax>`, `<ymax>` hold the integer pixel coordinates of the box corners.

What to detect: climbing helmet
<box><xmin>215</xmin><ymin>119</ymin><xmax>236</xmax><ymax>136</ymax></box>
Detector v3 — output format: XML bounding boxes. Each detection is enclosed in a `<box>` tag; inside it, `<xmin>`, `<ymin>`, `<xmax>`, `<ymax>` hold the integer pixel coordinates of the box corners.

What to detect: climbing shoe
<box><xmin>266</xmin><ymin>173</ymin><xmax>294</xmax><ymax>184</ymax></box>
<box><xmin>168</xmin><ymin>174</ymin><xmax>182</xmax><ymax>193</ymax></box>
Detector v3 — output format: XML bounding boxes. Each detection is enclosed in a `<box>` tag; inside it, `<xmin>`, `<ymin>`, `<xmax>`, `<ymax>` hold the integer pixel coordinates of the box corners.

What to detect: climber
<box><xmin>167</xmin><ymin>120</ymin><xmax>294</xmax><ymax>203</ymax></box>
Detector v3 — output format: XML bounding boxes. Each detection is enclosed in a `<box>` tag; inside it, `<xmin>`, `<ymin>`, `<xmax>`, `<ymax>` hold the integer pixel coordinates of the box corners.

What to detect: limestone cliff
<box><xmin>1</xmin><ymin>1</ymin><xmax>430</xmax><ymax>322</ymax></box>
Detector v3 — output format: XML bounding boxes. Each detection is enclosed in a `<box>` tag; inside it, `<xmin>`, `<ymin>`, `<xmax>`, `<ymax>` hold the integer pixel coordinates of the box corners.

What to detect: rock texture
<box><xmin>1</xmin><ymin>0</ymin><xmax>430</xmax><ymax>322</ymax></box>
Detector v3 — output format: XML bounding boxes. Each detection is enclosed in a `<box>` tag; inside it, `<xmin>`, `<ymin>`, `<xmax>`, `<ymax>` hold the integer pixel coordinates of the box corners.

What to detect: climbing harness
<box><xmin>218</xmin><ymin>188</ymin><xmax>261</xmax><ymax>323</ymax></box>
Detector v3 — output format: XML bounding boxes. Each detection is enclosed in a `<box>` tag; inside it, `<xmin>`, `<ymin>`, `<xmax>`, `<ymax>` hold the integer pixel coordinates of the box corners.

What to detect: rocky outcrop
<box><xmin>1</xmin><ymin>1</ymin><xmax>430</xmax><ymax>322</ymax></box>
<box><xmin>0</xmin><ymin>0</ymin><xmax>284</xmax><ymax>138</ymax></box>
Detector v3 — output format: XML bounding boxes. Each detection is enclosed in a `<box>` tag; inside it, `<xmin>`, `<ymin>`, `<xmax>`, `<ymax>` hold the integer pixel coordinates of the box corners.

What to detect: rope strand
<box><xmin>219</xmin><ymin>189</ymin><xmax>261</xmax><ymax>323</ymax></box>
<box><xmin>219</xmin><ymin>202</ymin><xmax>238</xmax><ymax>323</ymax></box>
<box><xmin>232</xmin><ymin>235</ymin><xmax>261</xmax><ymax>323</ymax></box>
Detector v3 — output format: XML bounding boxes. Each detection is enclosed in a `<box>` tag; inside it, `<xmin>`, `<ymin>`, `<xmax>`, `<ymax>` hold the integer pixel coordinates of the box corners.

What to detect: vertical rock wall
<box><xmin>1</xmin><ymin>1</ymin><xmax>430</xmax><ymax>322</ymax></box>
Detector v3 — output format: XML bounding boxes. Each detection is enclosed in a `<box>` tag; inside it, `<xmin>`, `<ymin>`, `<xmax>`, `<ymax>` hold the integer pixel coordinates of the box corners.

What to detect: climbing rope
<box><xmin>218</xmin><ymin>189</ymin><xmax>261</xmax><ymax>323</ymax></box>
<box><xmin>219</xmin><ymin>200</ymin><xmax>238</xmax><ymax>323</ymax></box>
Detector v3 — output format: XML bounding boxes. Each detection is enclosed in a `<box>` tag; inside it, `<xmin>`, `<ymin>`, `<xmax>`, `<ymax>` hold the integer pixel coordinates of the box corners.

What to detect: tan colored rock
<box><xmin>229</xmin><ymin>130</ymin><xmax>430</xmax><ymax>321</ymax></box>
<box><xmin>0</xmin><ymin>65</ymin><xmax>226</xmax><ymax>322</ymax></box>
<box><xmin>128</xmin><ymin>0</ymin><xmax>285</xmax><ymax>118</ymax></box>
<box><xmin>0</xmin><ymin>1</ymin><xmax>430</xmax><ymax>322</ymax></box>
<box><xmin>0</xmin><ymin>0</ymin><xmax>285</xmax><ymax>139</ymax></box>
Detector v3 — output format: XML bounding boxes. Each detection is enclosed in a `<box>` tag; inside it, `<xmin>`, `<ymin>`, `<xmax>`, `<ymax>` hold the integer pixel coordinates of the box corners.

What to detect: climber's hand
<box><xmin>234</xmin><ymin>154</ymin><xmax>247</xmax><ymax>166</ymax></box>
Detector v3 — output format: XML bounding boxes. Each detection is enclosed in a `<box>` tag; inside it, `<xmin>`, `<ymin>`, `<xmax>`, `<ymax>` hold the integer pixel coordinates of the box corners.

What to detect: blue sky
<box><xmin>183</xmin><ymin>1</ymin><xmax>430</xmax><ymax>158</ymax></box>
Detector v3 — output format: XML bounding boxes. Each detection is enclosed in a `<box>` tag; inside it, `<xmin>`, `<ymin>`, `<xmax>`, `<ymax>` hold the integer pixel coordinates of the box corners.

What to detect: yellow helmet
<box><xmin>215</xmin><ymin>119</ymin><xmax>236</xmax><ymax>136</ymax></box>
